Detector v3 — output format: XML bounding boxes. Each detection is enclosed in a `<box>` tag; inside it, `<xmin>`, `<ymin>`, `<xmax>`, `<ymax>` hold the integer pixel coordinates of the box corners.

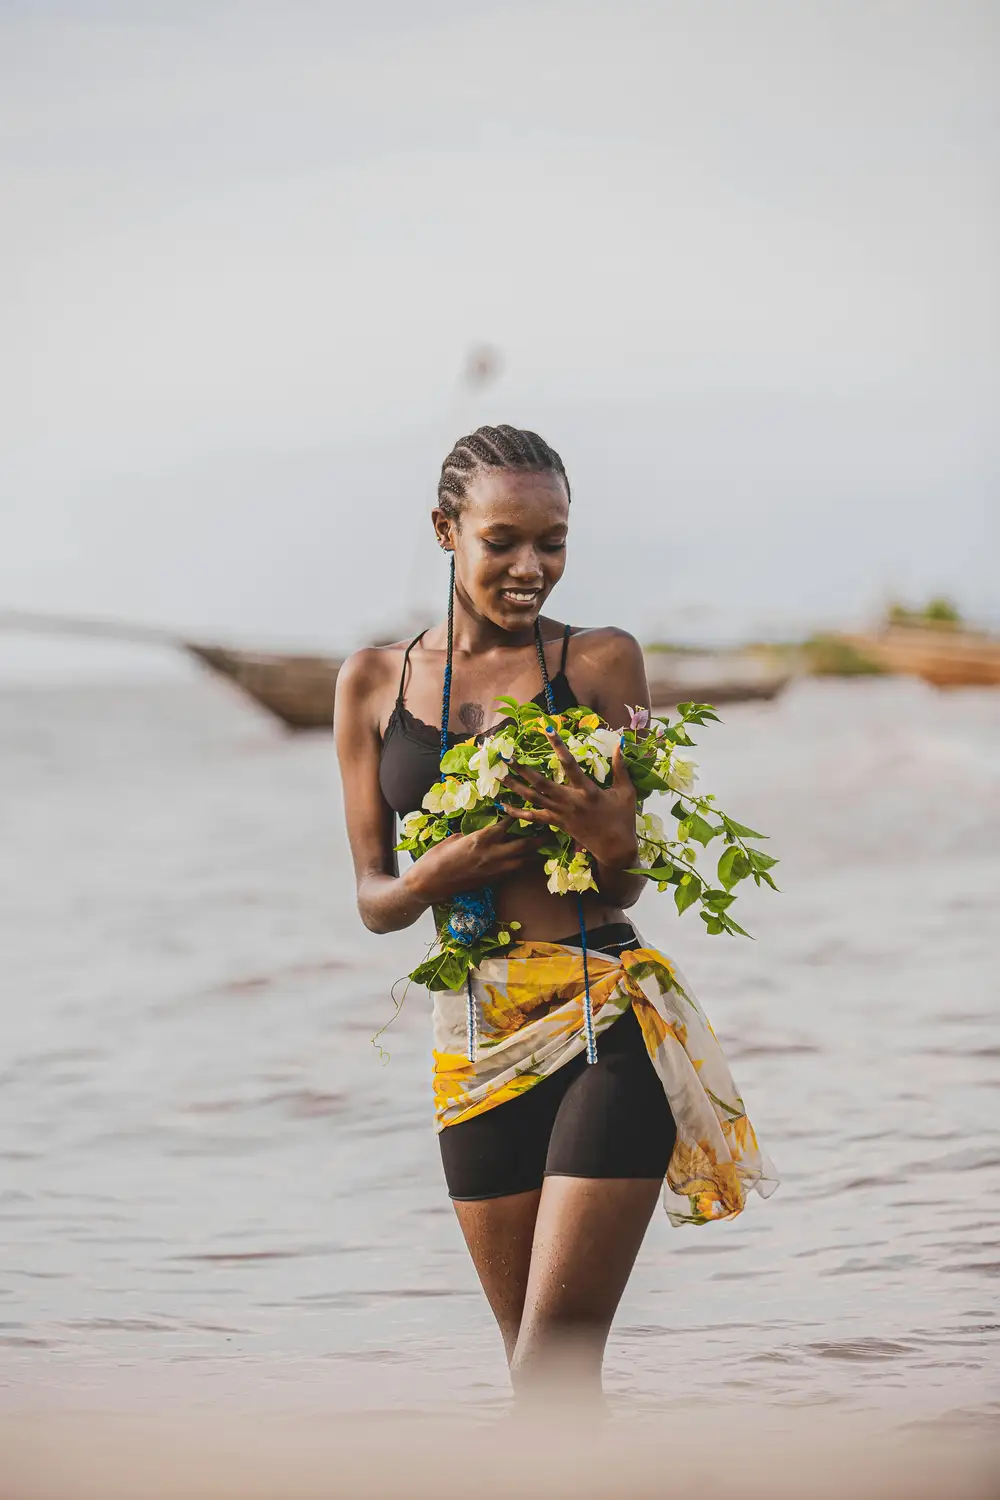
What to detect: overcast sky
<box><xmin>1</xmin><ymin>0</ymin><xmax>997</xmax><ymax>675</ymax></box>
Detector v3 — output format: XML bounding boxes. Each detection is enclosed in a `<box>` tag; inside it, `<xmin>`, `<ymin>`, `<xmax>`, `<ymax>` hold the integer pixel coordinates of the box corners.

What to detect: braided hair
<box><xmin>437</xmin><ymin>424</ymin><xmax>570</xmax><ymax>521</ymax></box>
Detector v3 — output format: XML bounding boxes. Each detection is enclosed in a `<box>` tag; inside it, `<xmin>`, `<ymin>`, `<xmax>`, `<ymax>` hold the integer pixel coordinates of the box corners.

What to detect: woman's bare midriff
<box><xmin>485</xmin><ymin>863</ymin><xmax>629</xmax><ymax>942</ymax></box>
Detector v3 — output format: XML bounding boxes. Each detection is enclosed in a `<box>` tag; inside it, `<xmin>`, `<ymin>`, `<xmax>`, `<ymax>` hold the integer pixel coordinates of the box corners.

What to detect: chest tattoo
<box><xmin>457</xmin><ymin>700</ymin><xmax>485</xmax><ymax>732</ymax></box>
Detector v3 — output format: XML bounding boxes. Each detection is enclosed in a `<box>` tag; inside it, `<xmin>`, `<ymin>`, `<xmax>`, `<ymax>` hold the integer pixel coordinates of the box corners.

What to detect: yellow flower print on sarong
<box><xmin>429</xmin><ymin>935</ymin><xmax>779</xmax><ymax>1227</ymax></box>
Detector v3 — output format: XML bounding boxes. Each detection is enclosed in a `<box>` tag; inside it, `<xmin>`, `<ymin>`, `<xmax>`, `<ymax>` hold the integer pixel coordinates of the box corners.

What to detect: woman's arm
<box><xmin>334</xmin><ymin>649</ymin><xmax>430</xmax><ymax>934</ymax></box>
<box><xmin>334</xmin><ymin>649</ymin><xmax>544</xmax><ymax>934</ymax></box>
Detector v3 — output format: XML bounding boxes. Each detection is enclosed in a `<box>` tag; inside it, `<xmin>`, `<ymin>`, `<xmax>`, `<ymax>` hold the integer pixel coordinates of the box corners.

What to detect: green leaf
<box><xmin>676</xmin><ymin>701</ymin><xmax>718</xmax><ymax>718</ymax></box>
<box><xmin>687</xmin><ymin>814</ymin><xmax>721</xmax><ymax>847</ymax></box>
<box><xmin>460</xmin><ymin>806</ymin><xmax>499</xmax><ymax>835</ymax></box>
<box><xmin>674</xmin><ymin>880</ymin><xmax>699</xmax><ymax>916</ymax></box>
<box><xmin>439</xmin><ymin>742</ymin><xmax>477</xmax><ymax>775</ymax></box>
<box><xmin>748</xmin><ymin>849</ymin><xmax>779</xmax><ymax>872</ymax></box>
<box><xmin>670</xmin><ymin>800</ymin><xmax>689</xmax><ymax>820</ymax></box>
<box><xmin>723</xmin><ymin>817</ymin><xmax>768</xmax><ymax>840</ymax></box>
<box><xmin>700</xmin><ymin>912</ymin><xmax>725</xmax><ymax>935</ymax></box>
<box><xmin>717</xmin><ymin>846</ymin><xmax>751</xmax><ymax>891</ymax></box>
<box><xmin>494</xmin><ymin>696</ymin><xmax>520</xmax><ymax>713</ymax></box>
<box><xmin>437</xmin><ymin>951</ymin><xmax>473</xmax><ymax>991</ymax></box>
<box><xmin>410</xmin><ymin>948</ymin><xmax>471</xmax><ymax>991</ymax></box>
<box><xmin>703</xmin><ymin>889</ymin><xmax>736</xmax><ymax>910</ymax></box>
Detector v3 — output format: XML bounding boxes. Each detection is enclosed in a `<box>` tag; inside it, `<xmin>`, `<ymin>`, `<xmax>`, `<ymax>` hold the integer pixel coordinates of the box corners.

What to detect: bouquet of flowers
<box><xmin>396</xmin><ymin>697</ymin><xmax>778</xmax><ymax>991</ymax></box>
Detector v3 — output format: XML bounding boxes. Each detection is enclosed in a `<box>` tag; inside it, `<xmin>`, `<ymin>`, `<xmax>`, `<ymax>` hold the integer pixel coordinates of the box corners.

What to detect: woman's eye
<box><xmin>484</xmin><ymin>540</ymin><xmax>511</xmax><ymax>552</ymax></box>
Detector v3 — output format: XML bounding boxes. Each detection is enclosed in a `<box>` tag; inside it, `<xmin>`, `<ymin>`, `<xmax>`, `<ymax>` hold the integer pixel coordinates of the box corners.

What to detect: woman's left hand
<box><xmin>501</xmin><ymin>726</ymin><xmax>638</xmax><ymax>870</ymax></box>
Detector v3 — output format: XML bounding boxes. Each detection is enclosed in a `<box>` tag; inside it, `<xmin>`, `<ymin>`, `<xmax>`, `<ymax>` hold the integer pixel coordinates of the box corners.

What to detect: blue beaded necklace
<box><xmin>440</xmin><ymin>554</ymin><xmax>597</xmax><ymax>1065</ymax></box>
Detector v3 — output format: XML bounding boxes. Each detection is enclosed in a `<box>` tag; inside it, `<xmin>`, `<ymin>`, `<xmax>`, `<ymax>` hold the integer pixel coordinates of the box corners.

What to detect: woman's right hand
<box><xmin>404</xmin><ymin>818</ymin><xmax>540</xmax><ymax>905</ymax></box>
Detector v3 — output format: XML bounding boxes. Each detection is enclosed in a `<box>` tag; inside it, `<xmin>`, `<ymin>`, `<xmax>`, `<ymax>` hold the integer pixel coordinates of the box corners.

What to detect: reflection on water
<box><xmin>1</xmin><ymin>675</ymin><xmax>998</xmax><ymax>1426</ymax></box>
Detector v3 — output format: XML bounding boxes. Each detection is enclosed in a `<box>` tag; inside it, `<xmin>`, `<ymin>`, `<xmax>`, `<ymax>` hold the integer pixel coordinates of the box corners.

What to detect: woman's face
<box><xmin>433</xmin><ymin>469</ymin><xmax>570</xmax><ymax>633</ymax></box>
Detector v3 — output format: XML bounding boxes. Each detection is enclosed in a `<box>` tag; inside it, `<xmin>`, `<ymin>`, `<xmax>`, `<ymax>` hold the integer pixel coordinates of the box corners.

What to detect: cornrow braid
<box><xmin>437</xmin><ymin>424</ymin><xmax>570</xmax><ymax>520</ymax></box>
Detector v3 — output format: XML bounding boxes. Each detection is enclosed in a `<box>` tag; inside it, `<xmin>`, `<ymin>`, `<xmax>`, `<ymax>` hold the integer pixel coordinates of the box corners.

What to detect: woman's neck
<box><xmin>429</xmin><ymin>594</ymin><xmax>542</xmax><ymax>656</ymax></box>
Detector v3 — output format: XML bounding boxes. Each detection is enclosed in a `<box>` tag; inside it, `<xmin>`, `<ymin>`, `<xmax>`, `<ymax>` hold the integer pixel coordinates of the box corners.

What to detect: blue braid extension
<box><xmin>439</xmin><ymin>552</ymin><xmax>487</xmax><ymax>1059</ymax></box>
<box><xmin>539</xmin><ymin>627</ymin><xmax>596</xmax><ymax>1067</ymax></box>
<box><xmin>440</xmin><ymin>553</ymin><xmax>455</xmax><ymax>768</ymax></box>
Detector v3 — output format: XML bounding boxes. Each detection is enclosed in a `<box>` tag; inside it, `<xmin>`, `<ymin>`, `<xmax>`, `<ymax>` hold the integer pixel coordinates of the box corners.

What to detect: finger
<box><xmin>611</xmin><ymin>740</ymin><xmax>631</xmax><ymax>788</ymax></box>
<box><xmin>480</xmin><ymin>815</ymin><xmax>515</xmax><ymax>838</ymax></box>
<box><xmin>505</xmin><ymin>762</ymin><xmax>549</xmax><ymax>792</ymax></box>
<box><xmin>541</xmin><ymin>726</ymin><xmax>589</xmax><ymax>785</ymax></box>
<box><xmin>499</xmin><ymin>804</ymin><xmax>561</xmax><ymax>827</ymax></box>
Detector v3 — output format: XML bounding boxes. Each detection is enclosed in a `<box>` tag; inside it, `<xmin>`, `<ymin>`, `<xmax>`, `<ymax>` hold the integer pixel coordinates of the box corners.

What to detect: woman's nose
<box><xmin>507</xmin><ymin>550</ymin><xmax>544</xmax><ymax>581</ymax></box>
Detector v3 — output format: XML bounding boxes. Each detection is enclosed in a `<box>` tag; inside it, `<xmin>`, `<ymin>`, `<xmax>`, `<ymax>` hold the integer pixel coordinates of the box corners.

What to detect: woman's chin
<box><xmin>489</xmin><ymin>599</ymin><xmax>545</xmax><ymax>632</ymax></box>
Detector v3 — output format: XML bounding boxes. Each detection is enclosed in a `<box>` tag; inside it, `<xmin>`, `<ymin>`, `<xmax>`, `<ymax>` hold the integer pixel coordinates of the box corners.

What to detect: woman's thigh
<box><xmin>544</xmin><ymin>1005</ymin><xmax>677</xmax><ymax>1181</ymax></box>
<box><xmin>452</xmin><ymin>1189</ymin><xmax>542</xmax><ymax>1363</ymax></box>
<box><xmin>511</xmin><ymin>1175</ymin><xmax>662</xmax><ymax>1391</ymax></box>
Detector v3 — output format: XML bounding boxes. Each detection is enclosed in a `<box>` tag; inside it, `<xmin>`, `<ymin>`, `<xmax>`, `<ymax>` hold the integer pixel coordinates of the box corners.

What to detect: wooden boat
<box><xmin>188</xmin><ymin>643</ymin><xmax>791</xmax><ymax>731</ymax></box>
<box><xmin>185</xmin><ymin>644</ymin><xmax>344</xmax><ymax>731</ymax></box>
<box><xmin>837</xmin><ymin>627</ymin><xmax>1000</xmax><ymax>689</ymax></box>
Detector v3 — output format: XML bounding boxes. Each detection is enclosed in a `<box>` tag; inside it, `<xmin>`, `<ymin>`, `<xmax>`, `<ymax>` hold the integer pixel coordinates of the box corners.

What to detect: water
<box><xmin>2</xmin><ymin>671</ymin><xmax>998</xmax><ymax>1429</ymax></box>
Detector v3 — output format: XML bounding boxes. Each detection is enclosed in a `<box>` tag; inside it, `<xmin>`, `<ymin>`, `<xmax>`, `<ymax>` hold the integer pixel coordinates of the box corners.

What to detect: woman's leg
<box><xmin>509</xmin><ymin>1175</ymin><xmax>661</xmax><ymax>1395</ymax></box>
<box><xmin>441</xmin><ymin>1063</ymin><xmax>576</xmax><ymax>1364</ymax></box>
<box><xmin>452</xmin><ymin>1190</ymin><xmax>541</xmax><ymax>1363</ymax></box>
<box><xmin>510</xmin><ymin>1006</ymin><xmax>676</xmax><ymax>1395</ymax></box>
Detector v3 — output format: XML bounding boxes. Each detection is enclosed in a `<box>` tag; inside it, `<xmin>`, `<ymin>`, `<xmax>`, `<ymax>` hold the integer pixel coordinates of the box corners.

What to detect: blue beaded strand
<box><xmin>537</xmin><ymin>625</ymin><xmax>597</xmax><ymax>1066</ymax></box>
<box><xmin>577</xmin><ymin>895</ymin><xmax>598</xmax><ymax>1065</ymax></box>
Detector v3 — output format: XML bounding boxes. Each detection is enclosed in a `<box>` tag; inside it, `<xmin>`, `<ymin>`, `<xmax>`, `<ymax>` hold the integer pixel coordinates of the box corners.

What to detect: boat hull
<box><xmin>840</xmin><ymin>628</ymin><xmax>1000</xmax><ymax>689</ymax></box>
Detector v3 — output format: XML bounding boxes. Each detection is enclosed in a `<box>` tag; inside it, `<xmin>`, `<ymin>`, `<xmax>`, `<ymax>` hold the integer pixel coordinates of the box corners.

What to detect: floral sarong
<box><xmin>432</xmin><ymin>938</ymin><xmax>779</xmax><ymax>1227</ymax></box>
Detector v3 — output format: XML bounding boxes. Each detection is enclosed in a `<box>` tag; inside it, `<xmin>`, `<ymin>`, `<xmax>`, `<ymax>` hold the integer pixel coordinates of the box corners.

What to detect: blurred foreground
<box><xmin>1</xmin><ymin>671</ymin><xmax>998</xmax><ymax>1438</ymax></box>
<box><xmin>2</xmin><ymin>1406</ymin><xmax>996</xmax><ymax>1500</ymax></box>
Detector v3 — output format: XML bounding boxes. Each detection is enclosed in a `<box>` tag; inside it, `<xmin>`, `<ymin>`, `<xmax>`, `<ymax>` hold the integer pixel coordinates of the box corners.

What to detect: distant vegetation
<box><xmin>887</xmin><ymin>597</ymin><xmax>963</xmax><ymax>627</ymax></box>
<box><xmin>799</xmin><ymin>635</ymin><xmax>884</xmax><ymax>676</ymax></box>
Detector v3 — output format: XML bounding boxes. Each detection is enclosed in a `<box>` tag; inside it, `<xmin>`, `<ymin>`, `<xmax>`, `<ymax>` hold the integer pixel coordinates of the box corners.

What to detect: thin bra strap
<box><xmin>396</xmin><ymin>630</ymin><xmax>427</xmax><ymax>706</ymax></box>
<box><xmin>559</xmin><ymin>622</ymin><xmax>572</xmax><ymax>676</ymax></box>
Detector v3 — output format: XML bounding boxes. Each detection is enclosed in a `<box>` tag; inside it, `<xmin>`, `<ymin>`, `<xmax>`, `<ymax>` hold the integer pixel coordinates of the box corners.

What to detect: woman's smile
<box><xmin>499</xmin><ymin>586</ymin><xmax>542</xmax><ymax>609</ymax></box>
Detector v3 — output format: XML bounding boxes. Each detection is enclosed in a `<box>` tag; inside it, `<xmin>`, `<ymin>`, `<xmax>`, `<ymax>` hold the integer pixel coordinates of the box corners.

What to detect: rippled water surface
<box><xmin>2</xmin><ymin>673</ymin><xmax>998</xmax><ymax>1426</ymax></box>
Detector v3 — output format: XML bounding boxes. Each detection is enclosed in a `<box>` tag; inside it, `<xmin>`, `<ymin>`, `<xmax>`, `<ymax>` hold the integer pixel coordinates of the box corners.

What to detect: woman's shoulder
<box><xmin>561</xmin><ymin>626</ymin><xmax>646</xmax><ymax>720</ymax></box>
<box><xmin>564</xmin><ymin>624</ymin><xmax>644</xmax><ymax>671</ymax></box>
<box><xmin>335</xmin><ymin>638</ymin><xmax>414</xmax><ymax>709</ymax></box>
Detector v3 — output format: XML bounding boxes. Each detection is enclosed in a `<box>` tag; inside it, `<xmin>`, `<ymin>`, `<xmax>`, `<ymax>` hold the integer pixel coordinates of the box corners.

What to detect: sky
<box><xmin>1</xmin><ymin>0</ymin><xmax>997</xmax><ymax>676</ymax></box>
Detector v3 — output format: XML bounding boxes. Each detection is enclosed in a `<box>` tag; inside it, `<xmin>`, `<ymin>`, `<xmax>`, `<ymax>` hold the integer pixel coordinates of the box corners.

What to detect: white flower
<box><xmin>588</xmin><ymin>727</ymin><xmax>620</xmax><ymax>763</ymax></box>
<box><xmin>635</xmin><ymin>810</ymin><xmax>667</xmax><ymax>867</ymax></box>
<box><xmin>400</xmin><ymin>811</ymin><xmax>429</xmax><ymax>839</ymax></box>
<box><xmin>666</xmin><ymin>755</ymin><xmax>698</xmax><ymax>796</ymax></box>
<box><xmin>636</xmin><ymin>811</ymin><xmax>665</xmax><ymax>842</ymax></box>
<box><xmin>545</xmin><ymin>852</ymin><xmax>597</xmax><ymax>895</ymax></box>
<box><xmin>422</xmin><ymin>777</ymin><xmax>480</xmax><ymax>815</ymax></box>
<box><xmin>566</xmin><ymin>851</ymin><xmax>598</xmax><ymax>893</ymax></box>
<box><xmin>567</xmin><ymin>727</ymin><xmax>619</xmax><ymax>785</ymax></box>
<box><xmin>469</xmin><ymin>734</ymin><xmax>515</xmax><ymax>799</ymax></box>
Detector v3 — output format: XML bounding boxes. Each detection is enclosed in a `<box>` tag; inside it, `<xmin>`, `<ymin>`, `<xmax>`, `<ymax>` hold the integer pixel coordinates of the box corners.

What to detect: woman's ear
<box><xmin>430</xmin><ymin>508</ymin><xmax>455</xmax><ymax>551</ymax></box>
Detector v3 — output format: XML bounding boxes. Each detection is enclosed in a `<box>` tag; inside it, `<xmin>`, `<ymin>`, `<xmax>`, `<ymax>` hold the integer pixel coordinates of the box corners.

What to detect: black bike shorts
<box><xmin>438</xmin><ymin>923</ymin><xmax>677</xmax><ymax>1201</ymax></box>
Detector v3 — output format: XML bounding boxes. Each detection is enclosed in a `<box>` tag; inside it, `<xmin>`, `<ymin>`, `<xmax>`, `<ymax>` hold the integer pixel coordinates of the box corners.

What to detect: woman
<box><xmin>335</xmin><ymin>425</ymin><xmax>775</xmax><ymax>1397</ymax></box>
